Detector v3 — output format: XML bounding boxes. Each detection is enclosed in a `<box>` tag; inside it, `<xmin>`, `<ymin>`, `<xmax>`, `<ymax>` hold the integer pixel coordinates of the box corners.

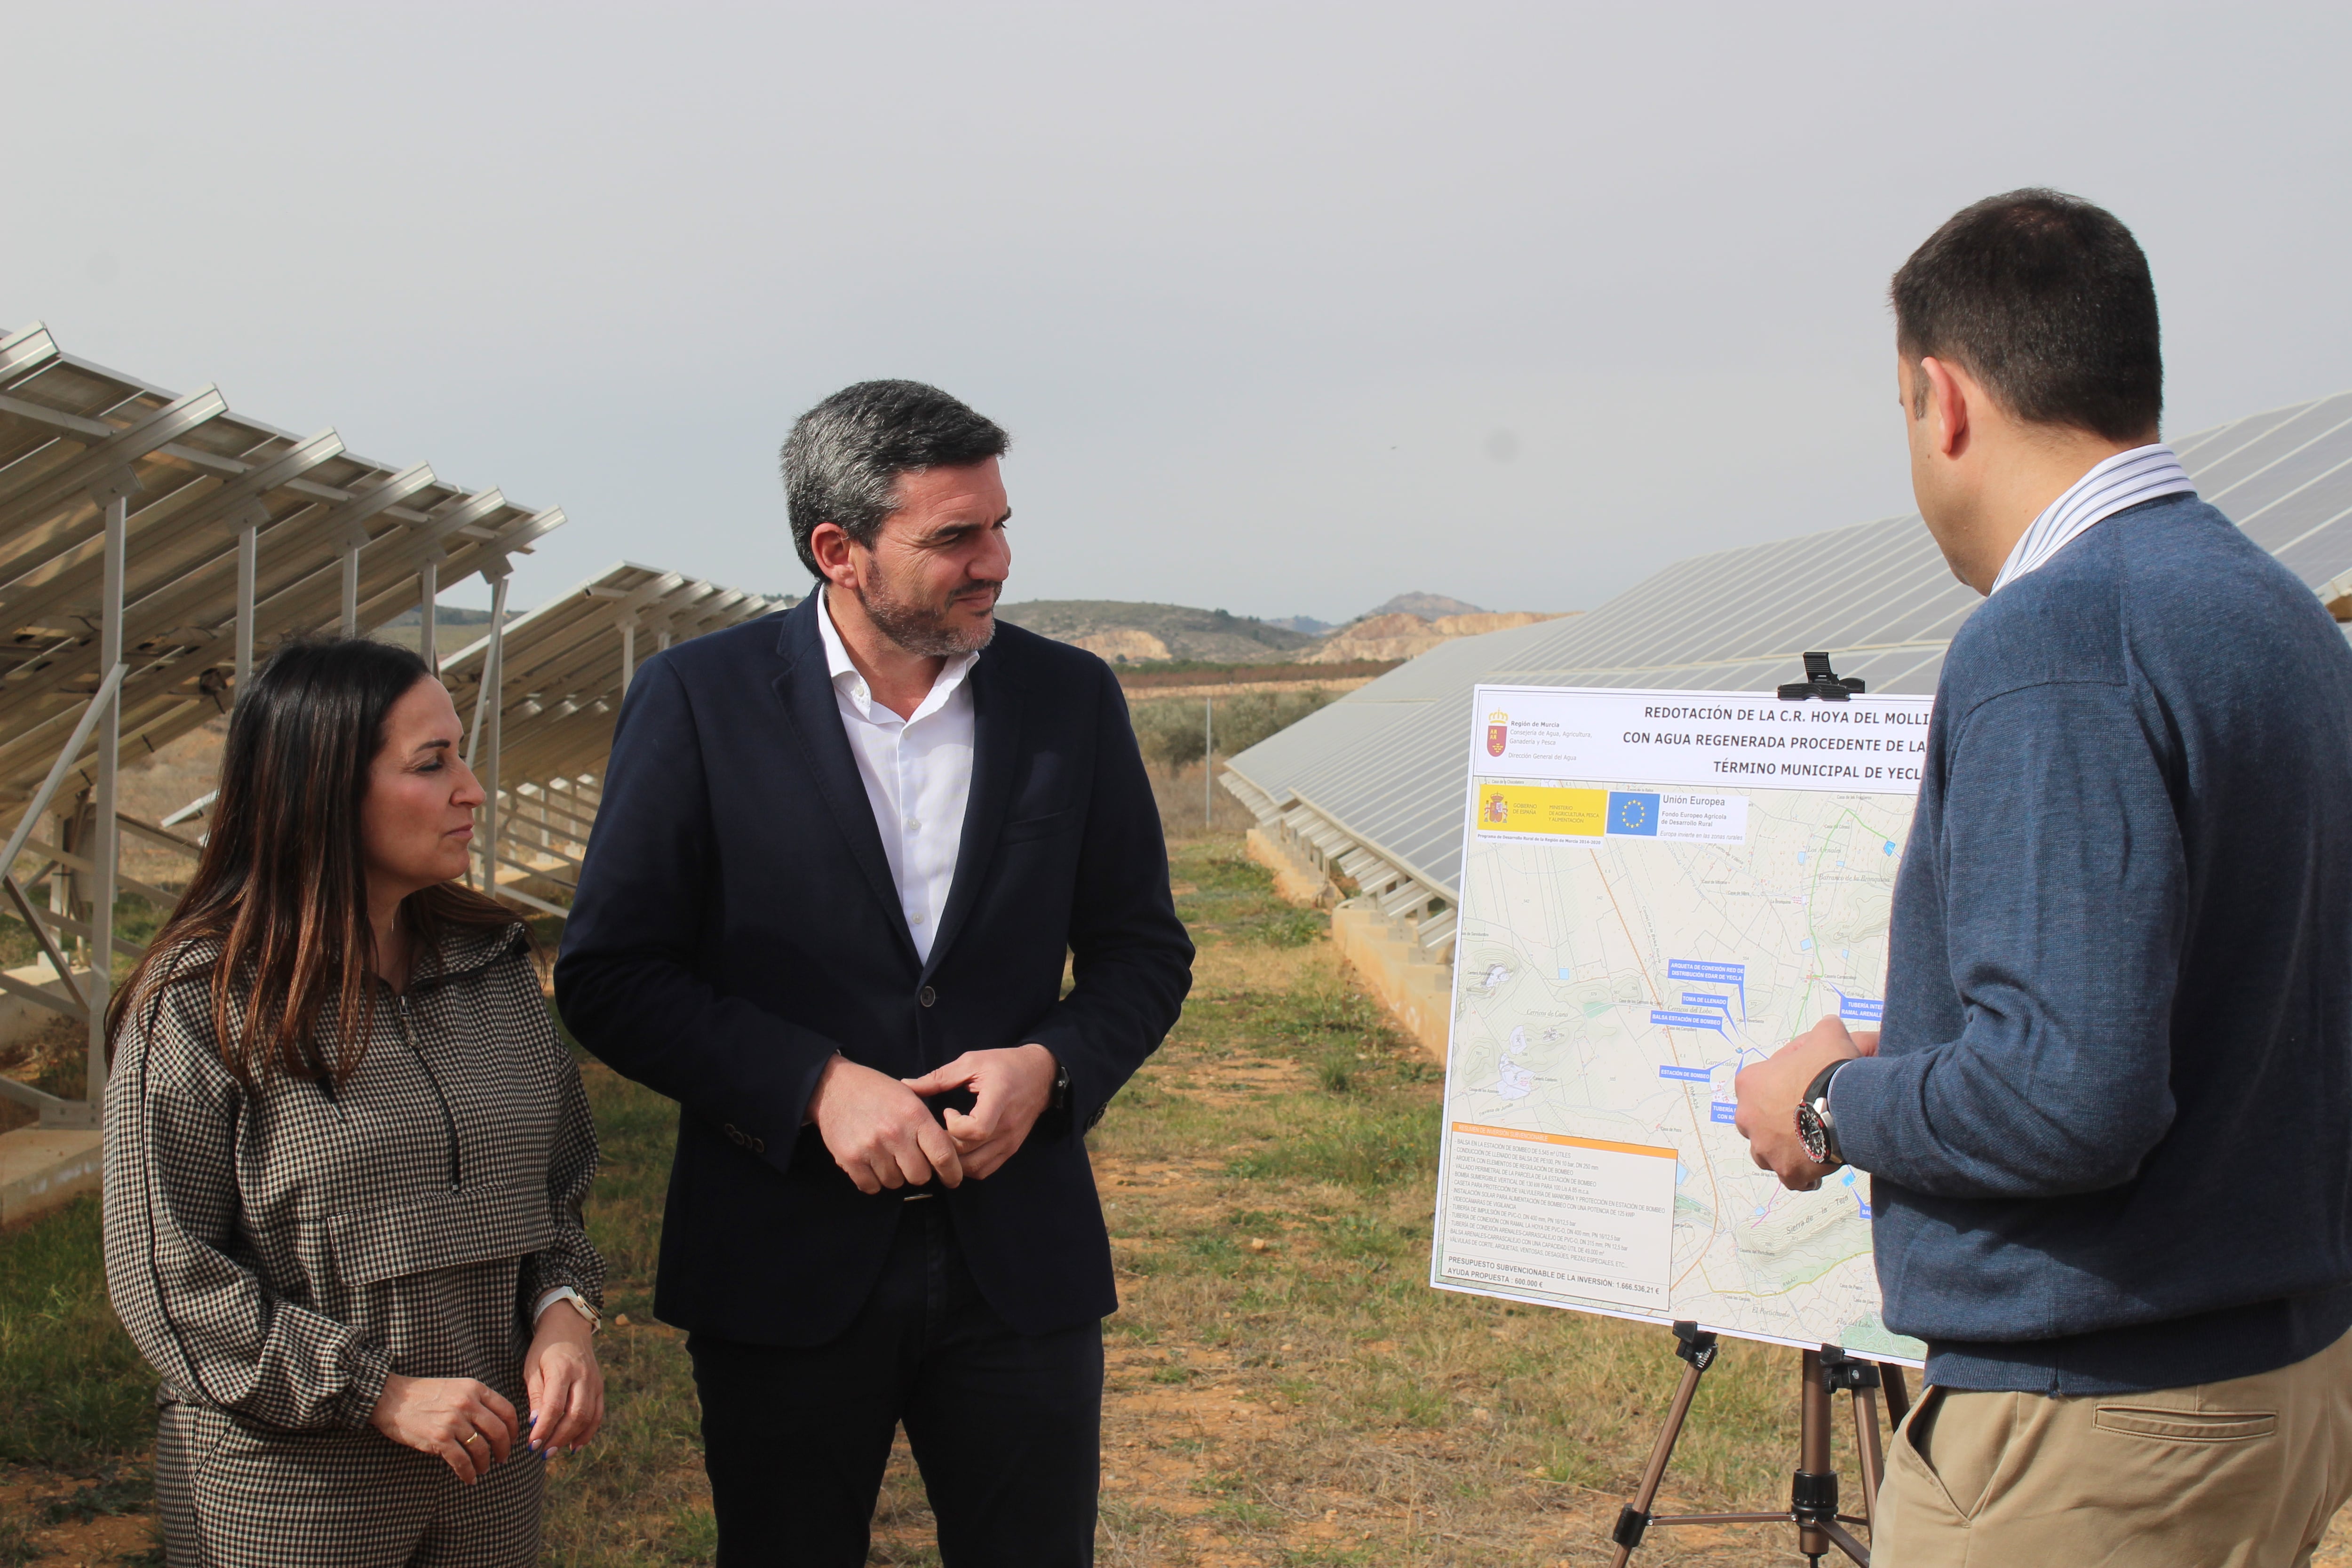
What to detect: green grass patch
<box><xmin>1168</xmin><ymin>841</ymin><xmax>1328</xmax><ymax>947</ymax></box>
<box><xmin>0</xmin><ymin>1195</ymin><xmax>160</xmax><ymax>1468</ymax></box>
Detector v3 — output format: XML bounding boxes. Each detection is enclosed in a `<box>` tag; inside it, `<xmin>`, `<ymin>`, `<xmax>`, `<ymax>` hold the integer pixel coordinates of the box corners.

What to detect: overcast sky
<box><xmin>9</xmin><ymin>2</ymin><xmax>2348</xmax><ymax>621</ymax></box>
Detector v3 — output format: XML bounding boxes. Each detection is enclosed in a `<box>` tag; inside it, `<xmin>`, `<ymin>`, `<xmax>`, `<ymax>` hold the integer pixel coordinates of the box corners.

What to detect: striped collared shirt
<box><xmin>1987</xmin><ymin>442</ymin><xmax>2197</xmax><ymax>596</ymax></box>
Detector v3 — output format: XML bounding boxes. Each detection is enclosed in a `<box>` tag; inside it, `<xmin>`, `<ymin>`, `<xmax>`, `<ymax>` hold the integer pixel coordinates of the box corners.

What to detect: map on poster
<box><xmin>1429</xmin><ymin>684</ymin><xmax>1933</xmax><ymax>1362</ymax></box>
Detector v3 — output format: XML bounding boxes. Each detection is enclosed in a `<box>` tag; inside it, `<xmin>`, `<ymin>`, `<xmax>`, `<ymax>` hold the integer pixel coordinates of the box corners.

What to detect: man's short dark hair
<box><xmin>1891</xmin><ymin>190</ymin><xmax>2162</xmax><ymax>442</ymax></box>
<box><xmin>780</xmin><ymin>380</ymin><xmax>1010</xmax><ymax>577</ymax></box>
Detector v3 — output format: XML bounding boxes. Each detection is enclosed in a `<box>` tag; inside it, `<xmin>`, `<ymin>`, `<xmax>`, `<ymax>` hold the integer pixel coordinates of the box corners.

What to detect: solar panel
<box><xmin>0</xmin><ymin>322</ymin><xmax>564</xmax><ymax>1128</ymax></box>
<box><xmin>1227</xmin><ymin>391</ymin><xmax>2352</xmax><ymax>920</ymax></box>
<box><xmin>437</xmin><ymin>563</ymin><xmax>782</xmax><ymax>916</ymax></box>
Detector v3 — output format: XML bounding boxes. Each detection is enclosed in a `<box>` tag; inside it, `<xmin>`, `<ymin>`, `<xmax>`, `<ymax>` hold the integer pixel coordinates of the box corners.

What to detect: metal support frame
<box><xmin>341</xmin><ymin>542</ymin><xmax>361</xmax><ymax>635</ymax></box>
<box><xmin>234</xmin><ymin>517</ymin><xmax>259</xmax><ymax>689</ymax></box>
<box><xmin>87</xmin><ymin>489</ymin><xmax>126</xmax><ymax>1122</ymax></box>
<box><xmin>1609</xmin><ymin>1327</ymin><xmax>1898</xmax><ymax>1566</ymax></box>
<box><xmin>419</xmin><ymin>557</ymin><xmax>439</xmax><ymax>677</ymax></box>
<box><xmin>618</xmin><ymin>614</ymin><xmax>636</xmax><ymax>693</ymax></box>
<box><xmin>468</xmin><ymin>570</ymin><xmax>510</xmax><ymax>895</ymax></box>
<box><xmin>0</xmin><ymin>484</ymin><xmax>135</xmax><ymax>1125</ymax></box>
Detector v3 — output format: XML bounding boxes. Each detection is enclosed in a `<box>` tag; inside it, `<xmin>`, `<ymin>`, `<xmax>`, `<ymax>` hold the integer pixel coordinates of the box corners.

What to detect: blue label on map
<box><xmin>1668</xmin><ymin>959</ymin><xmax>1746</xmax><ymax>1017</ymax></box>
<box><xmin>1682</xmin><ymin>992</ymin><xmax>1732</xmax><ymax>1013</ymax></box>
<box><xmin>1710</xmin><ymin>1103</ymin><xmax>1739</xmax><ymax>1124</ymax></box>
<box><xmin>1606</xmin><ymin>791</ymin><xmax>1661</xmax><ymax>836</ymax></box>
<box><xmin>1837</xmin><ymin>994</ymin><xmax>1885</xmax><ymax>1023</ymax></box>
<box><xmin>1650</xmin><ymin>1009</ymin><xmax>1724</xmax><ymax>1033</ymax></box>
<box><xmin>1657</xmin><ymin>1064</ymin><xmax>1711</xmax><ymax>1082</ymax></box>
<box><xmin>1858</xmin><ymin>1201</ymin><xmax>1874</xmax><ymax>1219</ymax></box>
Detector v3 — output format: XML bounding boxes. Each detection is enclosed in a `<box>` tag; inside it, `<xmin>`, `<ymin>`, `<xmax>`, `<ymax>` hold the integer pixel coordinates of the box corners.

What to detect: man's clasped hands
<box><xmin>803</xmin><ymin>1044</ymin><xmax>1061</xmax><ymax>1193</ymax></box>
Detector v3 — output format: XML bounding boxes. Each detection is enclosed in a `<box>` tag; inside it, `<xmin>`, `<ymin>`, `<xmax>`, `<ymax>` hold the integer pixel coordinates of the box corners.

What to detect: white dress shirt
<box><xmin>816</xmin><ymin>589</ymin><xmax>977</xmax><ymax>963</ymax></box>
<box><xmin>1987</xmin><ymin>442</ymin><xmax>2198</xmax><ymax>596</ymax></box>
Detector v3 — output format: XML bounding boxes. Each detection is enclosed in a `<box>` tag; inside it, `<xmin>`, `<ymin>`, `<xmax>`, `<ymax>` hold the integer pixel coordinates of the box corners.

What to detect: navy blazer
<box><xmin>553</xmin><ymin>597</ymin><xmax>1193</xmax><ymax>1344</ymax></box>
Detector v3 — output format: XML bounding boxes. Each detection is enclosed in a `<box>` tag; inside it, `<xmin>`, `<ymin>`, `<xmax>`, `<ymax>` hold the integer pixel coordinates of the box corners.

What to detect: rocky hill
<box><xmin>995</xmin><ymin>600</ymin><xmax>1318</xmax><ymax>664</ymax></box>
<box><xmin>1361</xmin><ymin>591</ymin><xmax>1485</xmax><ymax>619</ymax></box>
<box><xmin>996</xmin><ymin>593</ymin><xmax>1573</xmax><ymax>667</ymax></box>
<box><xmin>1303</xmin><ymin>609</ymin><xmax>1570</xmax><ymax>663</ymax></box>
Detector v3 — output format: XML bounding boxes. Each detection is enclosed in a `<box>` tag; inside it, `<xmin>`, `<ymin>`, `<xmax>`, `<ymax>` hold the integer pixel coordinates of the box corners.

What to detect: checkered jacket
<box><xmin>103</xmin><ymin>922</ymin><xmax>603</xmax><ymax>1433</ymax></box>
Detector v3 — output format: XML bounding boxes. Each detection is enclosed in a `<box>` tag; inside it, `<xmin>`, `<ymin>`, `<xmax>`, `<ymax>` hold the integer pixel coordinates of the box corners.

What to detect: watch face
<box><xmin>1796</xmin><ymin>1102</ymin><xmax>1830</xmax><ymax>1163</ymax></box>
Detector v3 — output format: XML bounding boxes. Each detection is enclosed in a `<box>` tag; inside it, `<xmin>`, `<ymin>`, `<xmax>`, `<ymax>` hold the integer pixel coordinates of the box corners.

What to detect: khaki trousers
<box><xmin>1875</xmin><ymin>1327</ymin><xmax>2352</xmax><ymax>1568</ymax></box>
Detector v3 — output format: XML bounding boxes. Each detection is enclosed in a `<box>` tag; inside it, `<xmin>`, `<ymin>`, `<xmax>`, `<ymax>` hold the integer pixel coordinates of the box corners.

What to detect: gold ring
<box><xmin>461</xmin><ymin>1431</ymin><xmax>483</xmax><ymax>1448</ymax></box>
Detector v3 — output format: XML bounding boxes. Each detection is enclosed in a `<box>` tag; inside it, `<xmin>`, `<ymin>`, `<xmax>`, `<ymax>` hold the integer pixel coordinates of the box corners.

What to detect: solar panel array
<box><xmin>1224</xmin><ymin>391</ymin><xmax>2352</xmax><ymax>949</ymax></box>
<box><xmin>439</xmin><ymin>564</ymin><xmax>782</xmax><ymax>913</ymax></box>
<box><xmin>0</xmin><ymin>325</ymin><xmax>575</xmax><ymax>791</ymax></box>
<box><xmin>0</xmin><ymin>323</ymin><xmax>774</xmax><ymax>1127</ymax></box>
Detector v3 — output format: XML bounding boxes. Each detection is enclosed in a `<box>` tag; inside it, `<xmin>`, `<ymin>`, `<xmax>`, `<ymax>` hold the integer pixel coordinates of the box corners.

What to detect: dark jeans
<box><xmin>687</xmin><ymin>1197</ymin><xmax>1104</xmax><ymax>1568</ymax></box>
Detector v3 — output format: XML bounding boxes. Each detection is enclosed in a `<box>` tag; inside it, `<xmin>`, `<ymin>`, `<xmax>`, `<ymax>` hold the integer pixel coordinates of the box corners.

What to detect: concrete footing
<box><xmin>1331</xmin><ymin>902</ymin><xmax>1453</xmax><ymax>1064</ymax></box>
<box><xmin>0</xmin><ymin>1128</ymin><xmax>102</xmax><ymax>1226</ymax></box>
<box><xmin>1247</xmin><ymin>825</ymin><xmax>1454</xmax><ymax>1065</ymax></box>
<box><xmin>1243</xmin><ymin>827</ymin><xmax>1338</xmax><ymax>907</ymax></box>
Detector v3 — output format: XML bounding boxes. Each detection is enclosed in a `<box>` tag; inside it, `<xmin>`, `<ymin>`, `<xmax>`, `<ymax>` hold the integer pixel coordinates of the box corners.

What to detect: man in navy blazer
<box><xmin>555</xmin><ymin>381</ymin><xmax>1192</xmax><ymax>1566</ymax></box>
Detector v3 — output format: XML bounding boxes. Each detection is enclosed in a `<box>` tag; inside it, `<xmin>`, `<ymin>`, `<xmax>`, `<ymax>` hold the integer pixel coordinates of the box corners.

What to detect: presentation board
<box><xmin>1429</xmin><ymin>684</ymin><xmax>1933</xmax><ymax>1362</ymax></box>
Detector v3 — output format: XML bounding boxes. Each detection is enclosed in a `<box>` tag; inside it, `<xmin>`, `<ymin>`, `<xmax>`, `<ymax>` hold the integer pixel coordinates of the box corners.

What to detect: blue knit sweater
<box><xmin>1830</xmin><ymin>494</ymin><xmax>2352</xmax><ymax>1395</ymax></box>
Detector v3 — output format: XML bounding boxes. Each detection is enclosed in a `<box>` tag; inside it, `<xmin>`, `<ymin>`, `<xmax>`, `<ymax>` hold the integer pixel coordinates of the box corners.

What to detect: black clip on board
<box><xmin>1779</xmin><ymin>652</ymin><xmax>1866</xmax><ymax>702</ymax></box>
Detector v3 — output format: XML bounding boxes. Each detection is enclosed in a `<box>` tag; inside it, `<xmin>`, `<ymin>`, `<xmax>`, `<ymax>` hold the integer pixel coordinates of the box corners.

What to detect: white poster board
<box><xmin>1428</xmin><ymin>685</ymin><xmax>1932</xmax><ymax>1362</ymax></box>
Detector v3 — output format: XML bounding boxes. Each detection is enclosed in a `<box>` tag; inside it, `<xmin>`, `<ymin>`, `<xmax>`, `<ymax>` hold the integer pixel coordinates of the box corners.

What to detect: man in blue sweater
<box><xmin>1734</xmin><ymin>190</ymin><xmax>2352</xmax><ymax>1563</ymax></box>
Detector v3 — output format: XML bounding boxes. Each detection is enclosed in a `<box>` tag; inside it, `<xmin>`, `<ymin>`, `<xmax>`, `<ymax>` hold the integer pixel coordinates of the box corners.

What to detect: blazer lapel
<box><xmin>767</xmin><ymin>599</ymin><xmax>922</xmax><ymax>968</ymax></box>
<box><xmin>924</xmin><ymin>647</ymin><xmax>1021</xmax><ymax>979</ymax></box>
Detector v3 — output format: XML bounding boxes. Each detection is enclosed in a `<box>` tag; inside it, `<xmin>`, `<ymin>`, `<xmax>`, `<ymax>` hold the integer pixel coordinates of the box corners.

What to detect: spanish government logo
<box><xmin>1486</xmin><ymin>710</ymin><xmax>1509</xmax><ymax>757</ymax></box>
<box><xmin>1481</xmin><ymin>789</ymin><xmax>1510</xmax><ymax>825</ymax></box>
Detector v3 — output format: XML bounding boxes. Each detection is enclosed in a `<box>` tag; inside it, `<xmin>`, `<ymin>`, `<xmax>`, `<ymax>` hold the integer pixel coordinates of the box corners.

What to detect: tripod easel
<box><xmin>1606</xmin><ymin>1321</ymin><xmax>1912</xmax><ymax>1567</ymax></box>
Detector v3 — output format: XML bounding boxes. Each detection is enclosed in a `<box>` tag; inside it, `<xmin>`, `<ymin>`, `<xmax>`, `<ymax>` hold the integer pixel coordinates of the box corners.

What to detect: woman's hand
<box><xmin>370</xmin><ymin>1373</ymin><xmax>520</xmax><ymax>1483</ymax></box>
<box><xmin>524</xmin><ymin>1300</ymin><xmax>605</xmax><ymax>1454</ymax></box>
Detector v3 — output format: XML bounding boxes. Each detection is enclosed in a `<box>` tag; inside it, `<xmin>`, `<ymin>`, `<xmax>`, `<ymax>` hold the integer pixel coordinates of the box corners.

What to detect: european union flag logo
<box><xmin>1607</xmin><ymin>791</ymin><xmax>1661</xmax><ymax>836</ymax></box>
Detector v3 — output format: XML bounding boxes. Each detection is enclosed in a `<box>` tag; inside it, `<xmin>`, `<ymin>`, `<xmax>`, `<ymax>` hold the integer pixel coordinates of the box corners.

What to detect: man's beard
<box><xmin>856</xmin><ymin>571</ymin><xmax>999</xmax><ymax>658</ymax></box>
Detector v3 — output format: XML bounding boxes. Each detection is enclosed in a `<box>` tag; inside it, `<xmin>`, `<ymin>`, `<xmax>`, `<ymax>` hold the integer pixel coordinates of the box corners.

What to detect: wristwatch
<box><xmin>1050</xmin><ymin>1052</ymin><xmax>1071</xmax><ymax>1112</ymax></box>
<box><xmin>533</xmin><ymin>1285</ymin><xmax>602</xmax><ymax>1335</ymax></box>
<box><xmin>1795</xmin><ymin>1060</ymin><xmax>1850</xmax><ymax>1166</ymax></box>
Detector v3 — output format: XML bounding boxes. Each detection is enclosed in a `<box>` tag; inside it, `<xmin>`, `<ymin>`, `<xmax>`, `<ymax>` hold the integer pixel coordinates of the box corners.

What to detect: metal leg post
<box><xmin>1607</xmin><ymin>1322</ymin><xmax>1721</xmax><ymax>1566</ymax></box>
<box><xmin>341</xmin><ymin>542</ymin><xmax>360</xmax><ymax>635</ymax></box>
<box><xmin>478</xmin><ymin>576</ymin><xmax>508</xmax><ymax>894</ymax></box>
<box><xmin>234</xmin><ymin>522</ymin><xmax>257</xmax><ymax>689</ymax></box>
<box><xmin>87</xmin><ymin>493</ymin><xmax>126</xmax><ymax>1116</ymax></box>
<box><xmin>419</xmin><ymin>560</ymin><xmax>438</xmax><ymax>677</ymax></box>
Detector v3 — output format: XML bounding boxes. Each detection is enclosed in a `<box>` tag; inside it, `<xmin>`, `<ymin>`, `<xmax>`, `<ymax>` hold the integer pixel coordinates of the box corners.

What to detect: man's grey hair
<box><xmin>780</xmin><ymin>381</ymin><xmax>1010</xmax><ymax>578</ymax></box>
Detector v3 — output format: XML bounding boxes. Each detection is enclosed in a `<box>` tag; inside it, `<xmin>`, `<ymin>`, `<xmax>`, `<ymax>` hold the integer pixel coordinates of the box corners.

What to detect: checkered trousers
<box><xmin>157</xmin><ymin>1402</ymin><xmax>543</xmax><ymax>1568</ymax></box>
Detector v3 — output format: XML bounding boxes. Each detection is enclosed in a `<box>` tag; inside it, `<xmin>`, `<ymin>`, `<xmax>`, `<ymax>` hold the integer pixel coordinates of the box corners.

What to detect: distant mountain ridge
<box><xmin>996</xmin><ymin>593</ymin><xmax>1570</xmax><ymax>665</ymax></box>
<box><xmin>1360</xmin><ymin>591</ymin><xmax>1485</xmax><ymax>619</ymax></box>
<box><xmin>995</xmin><ymin>600</ymin><xmax>1317</xmax><ymax>663</ymax></box>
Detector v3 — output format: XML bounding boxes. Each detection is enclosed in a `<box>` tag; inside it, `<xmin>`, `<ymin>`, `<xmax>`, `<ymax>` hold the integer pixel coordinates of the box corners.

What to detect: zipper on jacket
<box><xmin>393</xmin><ymin>991</ymin><xmax>463</xmax><ymax>1192</ymax></box>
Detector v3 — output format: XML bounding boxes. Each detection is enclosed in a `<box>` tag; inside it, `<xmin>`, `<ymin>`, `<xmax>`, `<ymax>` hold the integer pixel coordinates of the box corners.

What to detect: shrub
<box><xmin>1129</xmin><ymin>688</ymin><xmax>1335</xmax><ymax>771</ymax></box>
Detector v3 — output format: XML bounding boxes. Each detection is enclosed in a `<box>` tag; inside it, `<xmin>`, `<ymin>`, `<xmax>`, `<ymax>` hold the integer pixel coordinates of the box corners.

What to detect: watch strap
<box><xmin>533</xmin><ymin>1285</ymin><xmax>600</xmax><ymax>1334</ymax></box>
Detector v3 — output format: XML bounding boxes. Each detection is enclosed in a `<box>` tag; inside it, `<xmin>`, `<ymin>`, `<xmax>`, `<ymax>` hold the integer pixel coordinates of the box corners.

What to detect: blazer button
<box><xmin>919</xmin><ymin>986</ymin><xmax>937</xmax><ymax>1008</ymax></box>
<box><xmin>724</xmin><ymin>1122</ymin><xmax>745</xmax><ymax>1145</ymax></box>
<box><xmin>750</xmin><ymin>1136</ymin><xmax>766</xmax><ymax>1154</ymax></box>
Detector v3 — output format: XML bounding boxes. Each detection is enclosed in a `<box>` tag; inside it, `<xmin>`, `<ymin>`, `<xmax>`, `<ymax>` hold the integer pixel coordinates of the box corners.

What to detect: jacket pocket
<box><xmin>326</xmin><ymin>1182</ymin><xmax>554</xmax><ymax>1287</ymax></box>
<box><xmin>2093</xmin><ymin>1405</ymin><xmax>2277</xmax><ymax>1443</ymax></box>
<box><xmin>1000</xmin><ymin>807</ymin><xmax>1078</xmax><ymax>844</ymax></box>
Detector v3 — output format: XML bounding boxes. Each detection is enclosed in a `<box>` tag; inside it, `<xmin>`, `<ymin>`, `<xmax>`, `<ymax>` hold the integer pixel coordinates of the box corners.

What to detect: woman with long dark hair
<box><xmin>103</xmin><ymin>638</ymin><xmax>605</xmax><ymax>1567</ymax></box>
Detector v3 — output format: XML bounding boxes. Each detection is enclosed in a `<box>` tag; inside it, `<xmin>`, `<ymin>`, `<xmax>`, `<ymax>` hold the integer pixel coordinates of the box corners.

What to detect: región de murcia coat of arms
<box><xmin>1486</xmin><ymin>710</ymin><xmax>1509</xmax><ymax>757</ymax></box>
